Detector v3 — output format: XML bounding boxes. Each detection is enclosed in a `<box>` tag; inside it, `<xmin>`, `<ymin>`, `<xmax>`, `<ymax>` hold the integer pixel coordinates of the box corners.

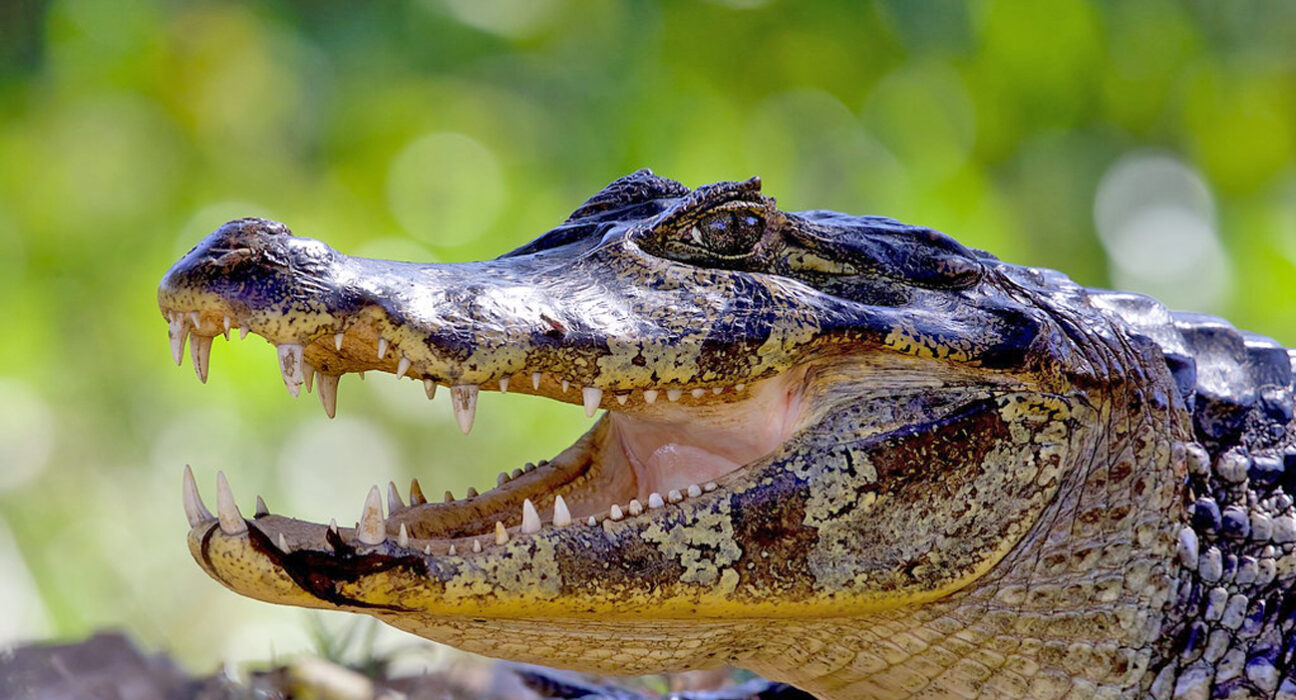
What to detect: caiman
<box><xmin>158</xmin><ymin>170</ymin><xmax>1296</xmax><ymax>699</ymax></box>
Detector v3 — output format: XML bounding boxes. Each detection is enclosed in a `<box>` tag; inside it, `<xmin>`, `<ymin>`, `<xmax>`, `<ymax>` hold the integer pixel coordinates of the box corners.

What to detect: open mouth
<box><xmin>166</xmin><ymin>308</ymin><xmax>811</xmax><ymax>556</ymax></box>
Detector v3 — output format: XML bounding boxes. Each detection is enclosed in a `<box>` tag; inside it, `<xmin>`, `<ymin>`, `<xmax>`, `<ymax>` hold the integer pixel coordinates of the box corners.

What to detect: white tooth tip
<box><xmin>317</xmin><ymin>373</ymin><xmax>339</xmax><ymax>419</ymax></box>
<box><xmin>531</xmin><ymin>372</ymin><xmax>542</xmax><ymax>390</ymax></box>
<box><xmin>494</xmin><ymin>521</ymin><xmax>509</xmax><ymax>545</ymax></box>
<box><xmin>609</xmin><ymin>504</ymin><xmax>624</xmax><ymax>521</ymax></box>
<box><xmin>168</xmin><ymin>317</ymin><xmax>188</xmax><ymax>366</ymax></box>
<box><xmin>712</xmin><ymin>387</ymin><xmax>723</xmax><ymax>395</ymax></box>
<box><xmin>561</xmin><ymin>379</ymin><xmax>570</xmax><ymax>393</ymax></box>
<box><xmin>451</xmin><ymin>385</ymin><xmax>478</xmax><ymax>434</ymax></box>
<box><xmin>444</xmin><ymin>490</ymin><xmax>455</xmax><ymax>503</ymax></box>
<box><xmin>182</xmin><ymin>465</ymin><xmax>214</xmax><ymax>527</ymax></box>
<box><xmin>395</xmin><ymin>356</ymin><xmax>411</xmax><ymax>379</ymax></box>
<box><xmin>446</xmin><ymin>544</ymin><xmax>455</xmax><ymax>556</ymax></box>
<box><xmin>616</xmin><ymin>393</ymin><xmax>629</xmax><ymax>405</ymax></box>
<box><xmin>278</xmin><ymin>533</ymin><xmax>288</xmax><ymax>550</ymax></box>
<box><xmin>472</xmin><ymin>539</ymin><xmax>482</xmax><ymax>553</ymax></box>
<box><xmin>377</xmin><ymin>337</ymin><xmax>389</xmax><ymax>359</ymax></box>
<box><xmin>582</xmin><ymin>386</ymin><xmax>603</xmax><ymax>417</ymax></box>
<box><xmin>735</xmin><ymin>383</ymin><xmax>746</xmax><ymax>392</ymax></box>
<box><xmin>553</xmin><ymin>495</ymin><xmax>571</xmax><ymax>527</ymax></box>
<box><xmin>223</xmin><ymin>316</ymin><xmax>232</xmax><ymax>337</ymax></box>
<box><xmin>255</xmin><ymin>495</ymin><xmax>269</xmax><ymax>516</ymax></box>
<box><xmin>521</xmin><ymin>499</ymin><xmax>541</xmax><ymax>534</ymax></box>
<box><xmin>667</xmin><ymin>389</ymin><xmax>682</xmax><ymax>401</ymax></box>
<box><xmin>357</xmin><ymin>485</ymin><xmax>386</xmax><ymax>545</ymax></box>
<box><xmin>388</xmin><ymin>481</ymin><xmax>405</xmax><ymax>512</ymax></box>
<box><xmin>398</xmin><ymin>523</ymin><xmax>410</xmax><ymax>548</ymax></box>
<box><xmin>648</xmin><ymin>492</ymin><xmax>665</xmax><ymax>509</ymax></box>
<box><xmin>239</xmin><ymin>327</ymin><xmax>251</xmax><ymax>340</ymax></box>
<box><xmin>303</xmin><ymin>364</ymin><xmax>315</xmax><ymax>393</ymax></box>
<box><xmin>499</xmin><ymin>377</ymin><xmax>510</xmax><ymax>393</ymax></box>
<box><xmin>687</xmin><ymin>484</ymin><xmax>702</xmax><ymax>498</ymax></box>
<box><xmin>189</xmin><ymin>311</ymin><xmax>201</xmax><ymax>328</ymax></box>
<box><xmin>334</xmin><ymin>332</ymin><xmax>344</xmax><ymax>351</ymax></box>
<box><xmin>668</xmin><ymin>489</ymin><xmax>683</xmax><ymax>503</ymax></box>
<box><xmin>215</xmin><ymin>471</ymin><xmax>247</xmax><ymax>535</ymax></box>
<box><xmin>466</xmin><ymin>486</ymin><xmax>479</xmax><ymax>498</ymax></box>
<box><xmin>328</xmin><ymin>518</ymin><xmax>338</xmax><ymax>533</ymax></box>
<box><xmin>643</xmin><ymin>389</ymin><xmax>659</xmax><ymax>404</ymax></box>
<box><xmin>704</xmin><ymin>482</ymin><xmax>718</xmax><ymax>492</ymax></box>
<box><xmin>423</xmin><ymin>378</ymin><xmax>438</xmax><ymax>399</ymax></box>
<box><xmin>190</xmin><ymin>334</ymin><xmax>213</xmax><ymax>383</ymax></box>
<box><xmin>691</xmin><ymin>388</ymin><xmax>705</xmax><ymax>398</ymax></box>
<box><xmin>628</xmin><ymin>499</ymin><xmax>643</xmax><ymax>516</ymax></box>
<box><xmin>277</xmin><ymin>344</ymin><xmax>305</xmax><ymax>398</ymax></box>
<box><xmin>587</xmin><ymin>515</ymin><xmax>597</xmax><ymax>527</ymax></box>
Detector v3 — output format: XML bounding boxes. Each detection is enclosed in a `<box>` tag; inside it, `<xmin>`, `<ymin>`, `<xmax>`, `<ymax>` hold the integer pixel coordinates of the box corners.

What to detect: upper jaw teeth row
<box><xmin>182</xmin><ymin>465</ymin><xmax>719</xmax><ymax>553</ymax></box>
<box><xmin>165</xmin><ymin>312</ymin><xmax>749</xmax><ymax>432</ymax></box>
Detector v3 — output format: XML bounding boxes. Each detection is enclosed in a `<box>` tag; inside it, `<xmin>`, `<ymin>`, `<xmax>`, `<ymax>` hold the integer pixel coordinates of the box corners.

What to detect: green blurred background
<box><xmin>1</xmin><ymin>0</ymin><xmax>1294</xmax><ymax>675</ymax></box>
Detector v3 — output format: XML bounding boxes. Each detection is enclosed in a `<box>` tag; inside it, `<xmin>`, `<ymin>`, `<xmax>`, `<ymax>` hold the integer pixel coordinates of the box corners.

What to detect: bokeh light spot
<box><xmin>278</xmin><ymin>416</ymin><xmax>400</xmax><ymax>523</ymax></box>
<box><xmin>387</xmin><ymin>132</ymin><xmax>505</xmax><ymax>249</ymax></box>
<box><xmin>0</xmin><ymin>378</ymin><xmax>54</xmax><ymax>493</ymax></box>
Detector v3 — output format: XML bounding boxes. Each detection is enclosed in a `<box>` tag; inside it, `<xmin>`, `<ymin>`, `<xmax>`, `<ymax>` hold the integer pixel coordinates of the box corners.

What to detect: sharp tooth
<box><xmin>181</xmin><ymin>465</ymin><xmax>214</xmax><ymax>527</ymax></box>
<box><xmin>511</xmin><ymin>468</ymin><xmax>523</xmax><ymax>479</ymax></box>
<box><xmin>255</xmin><ymin>495</ymin><xmax>269</xmax><ymax>516</ymax></box>
<box><xmin>240</xmin><ymin>327</ymin><xmax>251</xmax><ymax>340</ymax></box>
<box><xmin>303</xmin><ymin>364</ymin><xmax>315</xmax><ymax>393</ymax></box>
<box><xmin>317</xmin><ymin>373</ymin><xmax>339</xmax><ymax>419</ymax></box>
<box><xmin>648</xmin><ymin>492</ymin><xmax>665</xmax><ymax>509</ymax></box>
<box><xmin>222</xmin><ymin>315</ymin><xmax>232</xmax><ymax>334</ymax></box>
<box><xmin>450</xmin><ymin>385</ymin><xmax>478</xmax><ymax>434</ymax></box>
<box><xmin>667</xmin><ymin>389</ymin><xmax>682</xmax><ymax>401</ymax></box>
<box><xmin>609</xmin><ymin>504</ymin><xmax>624</xmax><ymax>521</ymax></box>
<box><xmin>616</xmin><ymin>393</ymin><xmax>629</xmax><ymax>405</ymax></box>
<box><xmin>668</xmin><ymin>489</ymin><xmax>683</xmax><ymax>503</ymax></box>
<box><xmin>329</xmin><ymin>518</ymin><xmax>338</xmax><ymax>534</ymax></box>
<box><xmin>168</xmin><ymin>315</ymin><xmax>188</xmax><ymax>366</ymax></box>
<box><xmin>691</xmin><ymin>388</ymin><xmax>705</xmax><ymax>398</ymax></box>
<box><xmin>357</xmin><ymin>485</ymin><xmax>386</xmax><ymax>545</ymax></box>
<box><xmin>735</xmin><ymin>383</ymin><xmax>746</xmax><ymax>392</ymax></box>
<box><xmin>494</xmin><ymin>521</ymin><xmax>509</xmax><ymax>545</ymax></box>
<box><xmin>409</xmin><ymin>479</ymin><xmax>426</xmax><ymax>506</ymax></box>
<box><xmin>398</xmin><ymin>523</ymin><xmax>409</xmax><ymax>548</ymax></box>
<box><xmin>687</xmin><ymin>484</ymin><xmax>702</xmax><ymax>498</ymax></box>
<box><xmin>377</xmin><ymin>337</ymin><xmax>389</xmax><ymax>359</ymax></box>
<box><xmin>473</xmin><ymin>539</ymin><xmax>482</xmax><ymax>553</ymax></box>
<box><xmin>395</xmin><ymin>357</ymin><xmax>411</xmax><ymax>379</ymax></box>
<box><xmin>277</xmin><ymin>533</ymin><xmax>288</xmax><ymax>550</ymax></box>
<box><xmin>215</xmin><ymin>471</ymin><xmax>247</xmax><ymax>535</ymax></box>
<box><xmin>499</xmin><ymin>377</ymin><xmax>510</xmax><ymax>393</ymax></box>
<box><xmin>466</xmin><ymin>486</ymin><xmax>479</xmax><ymax>498</ymax></box>
<box><xmin>190</xmin><ymin>334</ymin><xmax>213</xmax><ymax>383</ymax></box>
<box><xmin>553</xmin><ymin>495</ymin><xmax>571</xmax><ymax>527</ymax></box>
<box><xmin>643</xmin><ymin>389</ymin><xmax>659</xmax><ymax>404</ymax></box>
<box><xmin>627</xmin><ymin>499</ymin><xmax>643</xmax><ymax>516</ymax></box>
<box><xmin>689</xmin><ymin>225</ymin><xmax>703</xmax><ymax>244</ymax></box>
<box><xmin>277</xmin><ymin>344</ymin><xmax>305</xmax><ymax>397</ymax></box>
<box><xmin>189</xmin><ymin>312</ymin><xmax>201</xmax><ymax>328</ymax></box>
<box><xmin>712</xmin><ymin>387</ymin><xmax>723</xmax><ymax>395</ymax></box>
<box><xmin>358</xmin><ymin>371</ymin><xmax>365</xmax><ymax>380</ymax></box>
<box><xmin>334</xmin><ymin>332</ymin><xmax>344</xmax><ymax>351</ymax></box>
<box><xmin>561</xmin><ymin>379</ymin><xmax>570</xmax><ymax>393</ymax></box>
<box><xmin>387</xmin><ymin>481</ymin><xmax>405</xmax><ymax>512</ymax></box>
<box><xmin>423</xmin><ymin>379</ymin><xmax>437</xmax><ymax>399</ymax></box>
<box><xmin>521</xmin><ymin>499</ymin><xmax>541</xmax><ymax>534</ymax></box>
<box><xmin>497</xmin><ymin>472</ymin><xmax>509</xmax><ymax>486</ymax></box>
<box><xmin>531</xmin><ymin>372</ymin><xmax>542</xmax><ymax>390</ymax></box>
<box><xmin>523</xmin><ymin>462</ymin><xmax>535</xmax><ymax>472</ymax></box>
<box><xmin>704</xmin><ymin>482</ymin><xmax>718</xmax><ymax>492</ymax></box>
<box><xmin>582</xmin><ymin>387</ymin><xmax>603</xmax><ymax>417</ymax></box>
<box><xmin>445</xmin><ymin>544</ymin><xmax>454</xmax><ymax>556</ymax></box>
<box><xmin>587</xmin><ymin>515</ymin><xmax>597</xmax><ymax>526</ymax></box>
<box><xmin>444</xmin><ymin>490</ymin><xmax>454</xmax><ymax>503</ymax></box>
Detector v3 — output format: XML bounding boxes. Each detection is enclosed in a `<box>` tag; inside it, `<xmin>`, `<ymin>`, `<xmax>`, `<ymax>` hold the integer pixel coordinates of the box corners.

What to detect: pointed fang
<box><xmin>409</xmin><ymin>478</ymin><xmax>427</xmax><ymax>506</ymax></box>
<box><xmin>643</xmin><ymin>389</ymin><xmax>659</xmax><ymax>404</ymax></box>
<box><xmin>609</xmin><ymin>504</ymin><xmax>624</xmax><ymax>521</ymax></box>
<box><xmin>582</xmin><ymin>386</ymin><xmax>603</xmax><ymax>417</ymax></box>
<box><xmin>168</xmin><ymin>314</ymin><xmax>188</xmax><ymax>366</ymax></box>
<box><xmin>423</xmin><ymin>379</ymin><xmax>437</xmax><ymax>399</ymax></box>
<box><xmin>277</xmin><ymin>344</ymin><xmax>305</xmax><ymax>398</ymax></box>
<box><xmin>278</xmin><ymin>533</ymin><xmax>288</xmax><ymax>551</ymax></box>
<box><xmin>255</xmin><ymin>495</ymin><xmax>269</xmax><ymax>516</ymax></box>
<box><xmin>377</xmin><ymin>337</ymin><xmax>389</xmax><ymax>359</ymax></box>
<box><xmin>215</xmin><ymin>471</ymin><xmax>247</xmax><ymax>535</ymax></box>
<box><xmin>473</xmin><ymin>539</ymin><xmax>482</xmax><ymax>553</ymax></box>
<box><xmin>531</xmin><ymin>372</ymin><xmax>542</xmax><ymax>390</ymax></box>
<box><xmin>398</xmin><ymin>523</ymin><xmax>409</xmax><ymax>548</ymax></box>
<box><xmin>190</xmin><ymin>334</ymin><xmax>212</xmax><ymax>383</ymax></box>
<box><xmin>357</xmin><ymin>485</ymin><xmax>386</xmax><ymax>545</ymax></box>
<box><xmin>182</xmin><ymin>465</ymin><xmax>213</xmax><ymax>527</ymax></box>
<box><xmin>499</xmin><ymin>377</ymin><xmax>509</xmax><ymax>393</ymax></box>
<box><xmin>494</xmin><ymin>521</ymin><xmax>509</xmax><ymax>545</ymax></box>
<box><xmin>387</xmin><ymin>481</ymin><xmax>405</xmax><ymax>512</ymax></box>
<box><xmin>334</xmin><ymin>332</ymin><xmax>344</xmax><ymax>351</ymax></box>
<box><xmin>317</xmin><ymin>373</ymin><xmax>339</xmax><ymax>419</ymax></box>
<box><xmin>553</xmin><ymin>495</ymin><xmax>571</xmax><ymax>527</ymax></box>
<box><xmin>466</xmin><ymin>486</ymin><xmax>479</xmax><ymax>498</ymax></box>
<box><xmin>446</xmin><ymin>544</ymin><xmax>455</xmax><ymax>556</ymax></box>
<box><xmin>521</xmin><ymin>499</ymin><xmax>541</xmax><ymax>534</ymax></box>
<box><xmin>396</xmin><ymin>356</ymin><xmax>411</xmax><ymax>379</ymax></box>
<box><xmin>451</xmin><ymin>385</ymin><xmax>478</xmax><ymax>434</ymax></box>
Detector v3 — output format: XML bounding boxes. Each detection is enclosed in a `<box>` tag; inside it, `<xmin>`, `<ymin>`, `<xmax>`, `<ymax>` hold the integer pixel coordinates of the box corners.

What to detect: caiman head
<box><xmin>158</xmin><ymin>171</ymin><xmax>1185</xmax><ymax>693</ymax></box>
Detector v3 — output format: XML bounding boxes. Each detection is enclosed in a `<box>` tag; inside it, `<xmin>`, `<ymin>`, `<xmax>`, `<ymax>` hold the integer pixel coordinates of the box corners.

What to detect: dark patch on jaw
<box><xmin>695</xmin><ymin>276</ymin><xmax>775</xmax><ymax>381</ymax></box>
<box><xmin>868</xmin><ymin>397</ymin><xmax>1010</xmax><ymax>501</ymax></box>
<box><xmin>244</xmin><ymin>524</ymin><xmax>425</xmax><ymax>611</ymax></box>
<box><xmin>729</xmin><ymin>478</ymin><xmax>819</xmax><ymax>601</ymax></box>
<box><xmin>553</xmin><ymin>529</ymin><xmax>687</xmax><ymax>599</ymax></box>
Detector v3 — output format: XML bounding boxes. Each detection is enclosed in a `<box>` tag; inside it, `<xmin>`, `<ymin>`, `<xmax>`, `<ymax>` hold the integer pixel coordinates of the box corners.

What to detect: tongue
<box><xmin>636</xmin><ymin>444</ymin><xmax>739</xmax><ymax>498</ymax></box>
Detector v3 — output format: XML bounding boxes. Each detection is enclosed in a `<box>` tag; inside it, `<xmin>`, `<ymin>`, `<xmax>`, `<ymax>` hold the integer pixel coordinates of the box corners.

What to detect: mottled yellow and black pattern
<box><xmin>159</xmin><ymin>171</ymin><xmax>1296</xmax><ymax>698</ymax></box>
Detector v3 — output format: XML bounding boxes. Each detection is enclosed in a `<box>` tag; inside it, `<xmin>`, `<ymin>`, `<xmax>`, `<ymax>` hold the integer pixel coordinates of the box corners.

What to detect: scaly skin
<box><xmin>159</xmin><ymin>171</ymin><xmax>1296</xmax><ymax>698</ymax></box>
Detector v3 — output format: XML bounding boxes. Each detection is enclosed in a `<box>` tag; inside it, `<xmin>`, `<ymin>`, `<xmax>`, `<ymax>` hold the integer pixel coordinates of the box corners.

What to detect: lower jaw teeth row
<box><xmin>165</xmin><ymin>312</ymin><xmax>749</xmax><ymax>433</ymax></box>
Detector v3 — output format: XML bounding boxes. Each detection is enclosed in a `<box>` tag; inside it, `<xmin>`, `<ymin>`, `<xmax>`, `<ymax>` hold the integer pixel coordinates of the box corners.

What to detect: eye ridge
<box><xmin>689</xmin><ymin>208</ymin><xmax>766</xmax><ymax>258</ymax></box>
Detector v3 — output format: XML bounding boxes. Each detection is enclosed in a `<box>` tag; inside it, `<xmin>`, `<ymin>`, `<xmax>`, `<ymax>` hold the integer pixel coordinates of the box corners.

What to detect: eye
<box><xmin>689</xmin><ymin>210</ymin><xmax>765</xmax><ymax>258</ymax></box>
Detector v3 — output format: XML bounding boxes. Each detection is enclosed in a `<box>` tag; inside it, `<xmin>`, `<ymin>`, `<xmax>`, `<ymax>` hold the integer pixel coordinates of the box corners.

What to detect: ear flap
<box><xmin>565</xmin><ymin>169</ymin><xmax>691</xmax><ymax>222</ymax></box>
<box><xmin>791</xmin><ymin>213</ymin><xmax>983</xmax><ymax>289</ymax></box>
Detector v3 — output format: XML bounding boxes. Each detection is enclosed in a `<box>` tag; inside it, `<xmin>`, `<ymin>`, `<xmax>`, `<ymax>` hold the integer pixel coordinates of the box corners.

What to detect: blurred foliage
<box><xmin>0</xmin><ymin>0</ymin><xmax>1294</xmax><ymax>673</ymax></box>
